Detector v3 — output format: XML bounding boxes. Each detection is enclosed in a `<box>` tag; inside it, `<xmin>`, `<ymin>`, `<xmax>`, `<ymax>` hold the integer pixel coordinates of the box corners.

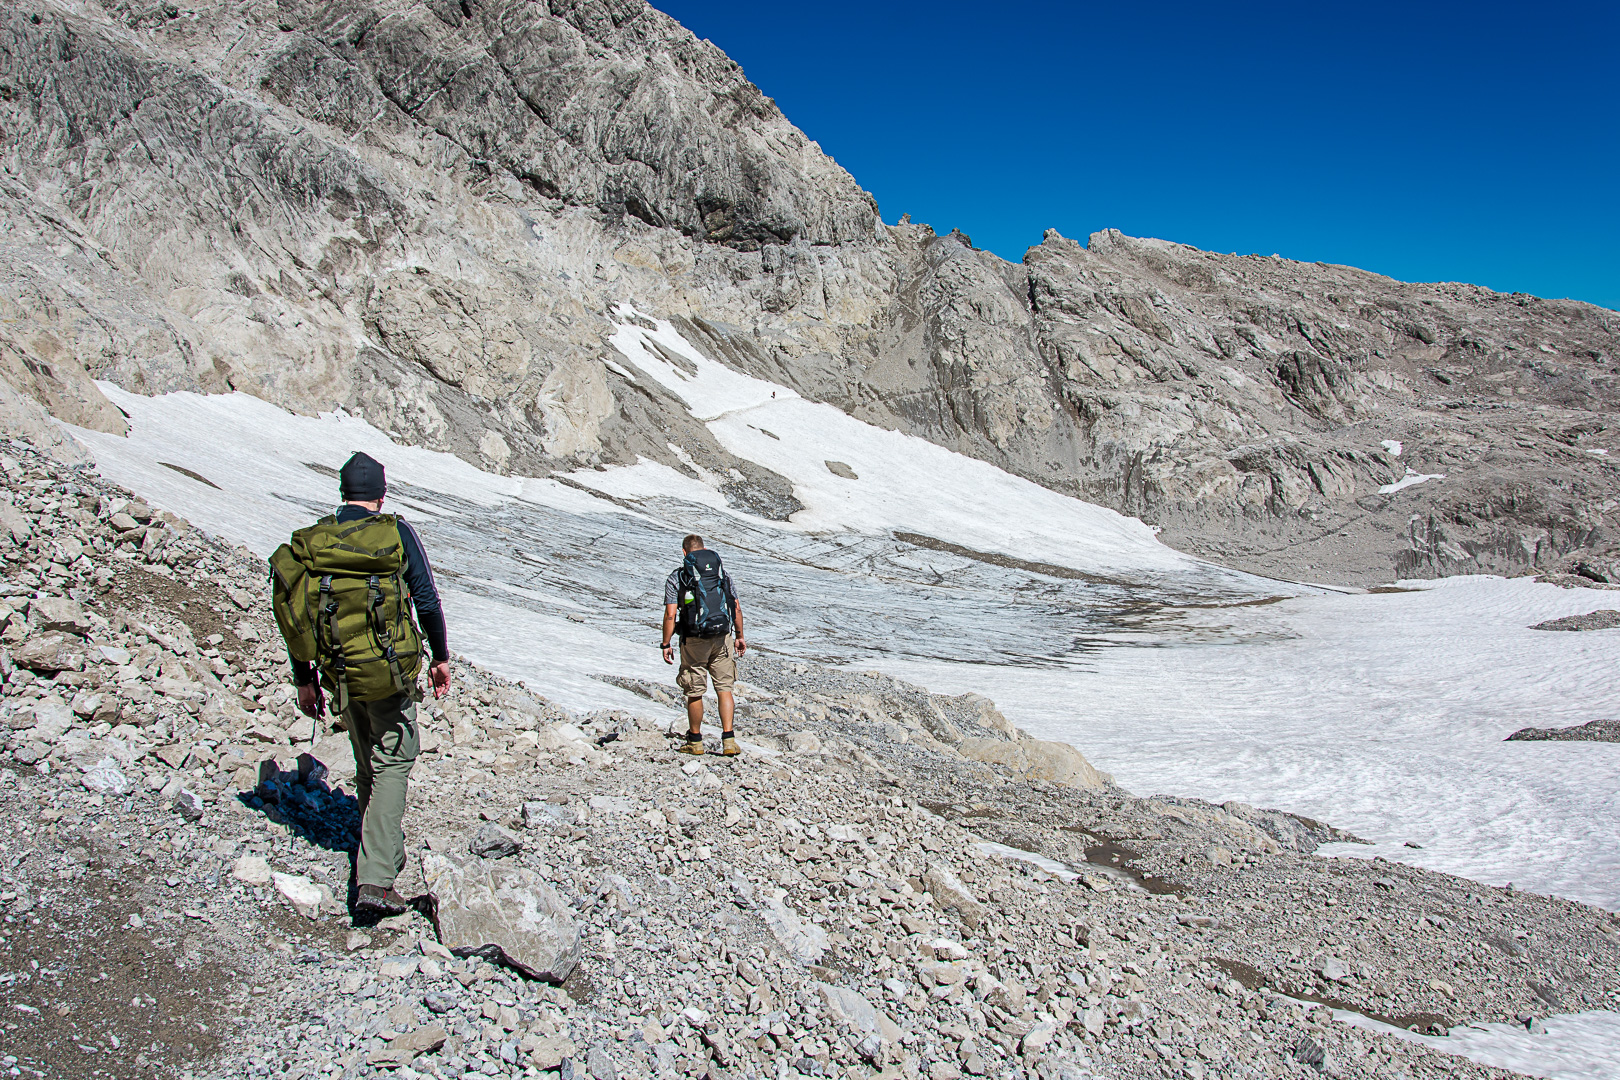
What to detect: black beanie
<box><xmin>339</xmin><ymin>452</ymin><xmax>386</xmax><ymax>501</ymax></box>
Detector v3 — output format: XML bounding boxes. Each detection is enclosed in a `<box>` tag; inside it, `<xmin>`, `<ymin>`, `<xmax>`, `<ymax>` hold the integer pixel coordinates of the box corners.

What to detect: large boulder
<box><xmin>956</xmin><ymin>736</ymin><xmax>1106</xmax><ymax>790</ymax></box>
<box><xmin>13</xmin><ymin>632</ymin><xmax>86</xmax><ymax>673</ymax></box>
<box><xmin>422</xmin><ymin>853</ymin><xmax>581</xmax><ymax>983</ymax></box>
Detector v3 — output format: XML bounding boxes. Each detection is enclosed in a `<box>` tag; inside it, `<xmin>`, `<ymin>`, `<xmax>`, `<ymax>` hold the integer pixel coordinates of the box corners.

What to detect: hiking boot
<box><xmin>677</xmin><ymin>736</ymin><xmax>706</xmax><ymax>756</ymax></box>
<box><xmin>355</xmin><ymin>884</ymin><xmax>408</xmax><ymax>916</ymax></box>
<box><xmin>721</xmin><ymin>735</ymin><xmax>740</xmax><ymax>756</ymax></box>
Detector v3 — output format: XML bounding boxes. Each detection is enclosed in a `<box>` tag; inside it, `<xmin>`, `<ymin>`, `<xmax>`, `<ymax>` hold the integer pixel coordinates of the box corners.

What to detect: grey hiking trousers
<box><xmin>344</xmin><ymin>691</ymin><xmax>419</xmax><ymax>889</ymax></box>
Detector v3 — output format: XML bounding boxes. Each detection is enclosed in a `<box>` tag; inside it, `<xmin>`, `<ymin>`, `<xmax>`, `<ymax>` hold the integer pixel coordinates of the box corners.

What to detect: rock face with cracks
<box><xmin>2</xmin><ymin>0</ymin><xmax>1620</xmax><ymax>583</ymax></box>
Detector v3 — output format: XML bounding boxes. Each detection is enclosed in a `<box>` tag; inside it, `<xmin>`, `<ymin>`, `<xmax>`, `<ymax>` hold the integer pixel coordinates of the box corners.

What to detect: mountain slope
<box><xmin>2</xmin><ymin>0</ymin><xmax>1616</xmax><ymax>583</ymax></box>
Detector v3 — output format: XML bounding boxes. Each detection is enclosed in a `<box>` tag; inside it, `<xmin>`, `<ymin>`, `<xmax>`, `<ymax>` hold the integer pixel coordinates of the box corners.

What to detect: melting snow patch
<box><xmin>601</xmin><ymin>305</ymin><xmax>1222</xmax><ymax>580</ymax></box>
<box><xmin>1381</xmin><ymin>439</ymin><xmax>1403</xmax><ymax>457</ymax></box>
<box><xmin>1379</xmin><ymin>468</ymin><xmax>1444</xmax><ymax>495</ymax></box>
<box><xmin>1329</xmin><ymin>1004</ymin><xmax>1620</xmax><ymax>1080</ymax></box>
<box><xmin>973</xmin><ymin>842</ymin><xmax>1080</xmax><ymax>883</ymax></box>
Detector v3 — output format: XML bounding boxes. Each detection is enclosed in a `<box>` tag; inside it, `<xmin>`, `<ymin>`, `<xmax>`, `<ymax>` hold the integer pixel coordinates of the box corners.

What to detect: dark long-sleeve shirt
<box><xmin>290</xmin><ymin>505</ymin><xmax>448</xmax><ymax>686</ymax></box>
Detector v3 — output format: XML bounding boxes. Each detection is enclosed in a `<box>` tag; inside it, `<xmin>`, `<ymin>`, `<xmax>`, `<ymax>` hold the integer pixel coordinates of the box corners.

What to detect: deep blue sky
<box><xmin>652</xmin><ymin>0</ymin><xmax>1619</xmax><ymax>310</ymax></box>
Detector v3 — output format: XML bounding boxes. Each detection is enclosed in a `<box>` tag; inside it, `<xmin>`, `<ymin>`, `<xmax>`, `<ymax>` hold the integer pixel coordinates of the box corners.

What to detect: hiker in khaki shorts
<box><xmin>660</xmin><ymin>534</ymin><xmax>746</xmax><ymax>756</ymax></box>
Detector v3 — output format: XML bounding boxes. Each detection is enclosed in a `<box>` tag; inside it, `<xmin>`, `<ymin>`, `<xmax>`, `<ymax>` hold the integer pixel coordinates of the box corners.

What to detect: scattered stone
<box><xmin>171</xmin><ymin>789</ymin><xmax>205</xmax><ymax>821</ymax></box>
<box><xmin>470</xmin><ymin>822</ymin><xmax>523</xmax><ymax>859</ymax></box>
<box><xmin>0</xmin><ymin>441</ymin><xmax>1605</xmax><ymax>1080</ymax></box>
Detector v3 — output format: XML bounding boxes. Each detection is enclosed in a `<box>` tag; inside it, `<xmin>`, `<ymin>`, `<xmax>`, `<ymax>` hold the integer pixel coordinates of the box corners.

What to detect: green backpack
<box><xmin>269</xmin><ymin>514</ymin><xmax>424</xmax><ymax>711</ymax></box>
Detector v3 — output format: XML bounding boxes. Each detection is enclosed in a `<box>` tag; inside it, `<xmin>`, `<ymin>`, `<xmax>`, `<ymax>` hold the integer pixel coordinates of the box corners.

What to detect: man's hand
<box><xmin>429</xmin><ymin>661</ymin><xmax>452</xmax><ymax>699</ymax></box>
<box><xmin>661</xmin><ymin>642</ymin><xmax>675</xmax><ymax>665</ymax></box>
<box><xmin>297</xmin><ymin>682</ymin><xmax>324</xmax><ymax>718</ymax></box>
<box><xmin>735</xmin><ymin>636</ymin><xmax>747</xmax><ymax>657</ymax></box>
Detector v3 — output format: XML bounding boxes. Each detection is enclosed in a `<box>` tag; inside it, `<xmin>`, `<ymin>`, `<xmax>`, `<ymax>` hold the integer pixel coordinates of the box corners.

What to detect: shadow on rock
<box><xmin>235</xmin><ymin>752</ymin><xmax>361</xmax><ymax>854</ymax></box>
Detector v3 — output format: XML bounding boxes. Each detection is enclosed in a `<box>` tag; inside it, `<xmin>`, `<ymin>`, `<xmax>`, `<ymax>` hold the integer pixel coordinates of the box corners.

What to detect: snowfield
<box><xmin>65</xmin><ymin>312</ymin><xmax>1620</xmax><ymax>1078</ymax></box>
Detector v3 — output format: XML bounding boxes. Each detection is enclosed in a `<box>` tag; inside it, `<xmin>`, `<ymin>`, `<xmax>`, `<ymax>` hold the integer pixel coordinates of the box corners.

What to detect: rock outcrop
<box><xmin>2</xmin><ymin>0</ymin><xmax>1617</xmax><ymax>583</ymax></box>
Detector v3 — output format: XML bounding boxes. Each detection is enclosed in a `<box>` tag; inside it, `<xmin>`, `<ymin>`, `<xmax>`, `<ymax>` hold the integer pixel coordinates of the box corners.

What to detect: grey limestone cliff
<box><xmin>2</xmin><ymin>0</ymin><xmax>1616</xmax><ymax>583</ymax></box>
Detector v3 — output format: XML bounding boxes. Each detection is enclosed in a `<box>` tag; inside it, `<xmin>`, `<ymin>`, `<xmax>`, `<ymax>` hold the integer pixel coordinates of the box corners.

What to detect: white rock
<box><xmin>759</xmin><ymin>890</ymin><xmax>828</xmax><ymax>965</ymax></box>
<box><xmin>422</xmin><ymin>853</ymin><xmax>581</xmax><ymax>982</ymax></box>
<box><xmin>232</xmin><ymin>856</ymin><xmax>273</xmax><ymax>886</ymax></box>
<box><xmin>956</xmin><ymin>736</ymin><xmax>1106</xmax><ymax>790</ymax></box>
<box><xmin>81</xmin><ymin>756</ymin><xmax>129</xmax><ymax>796</ymax></box>
<box><xmin>272</xmin><ymin>872</ymin><xmax>323</xmax><ymax>918</ymax></box>
<box><xmin>1021</xmin><ymin>1021</ymin><xmax>1058</xmax><ymax>1055</ymax></box>
<box><xmin>1318</xmin><ymin>956</ymin><xmax>1350</xmax><ymax>982</ymax></box>
<box><xmin>26</xmin><ymin>697</ymin><xmax>73</xmax><ymax>743</ymax></box>
<box><xmin>817</xmin><ymin>983</ymin><xmax>902</xmax><ymax>1045</ymax></box>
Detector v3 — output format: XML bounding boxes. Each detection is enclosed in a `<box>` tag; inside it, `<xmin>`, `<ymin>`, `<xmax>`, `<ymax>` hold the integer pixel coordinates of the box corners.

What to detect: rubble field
<box><xmin>0</xmin><ymin>441</ymin><xmax>1615</xmax><ymax>1080</ymax></box>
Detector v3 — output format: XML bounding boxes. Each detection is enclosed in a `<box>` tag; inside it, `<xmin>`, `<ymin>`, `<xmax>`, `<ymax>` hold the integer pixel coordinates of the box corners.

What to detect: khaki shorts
<box><xmin>676</xmin><ymin>634</ymin><xmax>737</xmax><ymax>701</ymax></box>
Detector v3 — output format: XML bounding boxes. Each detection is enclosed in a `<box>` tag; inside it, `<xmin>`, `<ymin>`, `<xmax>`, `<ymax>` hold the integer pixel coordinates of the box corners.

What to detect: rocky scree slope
<box><xmin>0</xmin><ymin>437</ymin><xmax>1616</xmax><ymax>1079</ymax></box>
<box><xmin>2</xmin><ymin>0</ymin><xmax>1618</xmax><ymax>583</ymax></box>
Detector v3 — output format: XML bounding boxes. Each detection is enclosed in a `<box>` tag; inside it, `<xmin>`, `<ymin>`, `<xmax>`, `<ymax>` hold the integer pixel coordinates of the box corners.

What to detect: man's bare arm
<box><xmin>661</xmin><ymin>603</ymin><xmax>677</xmax><ymax>664</ymax></box>
<box><xmin>732</xmin><ymin>600</ymin><xmax>746</xmax><ymax>655</ymax></box>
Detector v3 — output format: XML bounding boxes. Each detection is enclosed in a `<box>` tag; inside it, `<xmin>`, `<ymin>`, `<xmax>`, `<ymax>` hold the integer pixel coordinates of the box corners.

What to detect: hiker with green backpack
<box><xmin>269</xmin><ymin>452</ymin><xmax>451</xmax><ymax>916</ymax></box>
